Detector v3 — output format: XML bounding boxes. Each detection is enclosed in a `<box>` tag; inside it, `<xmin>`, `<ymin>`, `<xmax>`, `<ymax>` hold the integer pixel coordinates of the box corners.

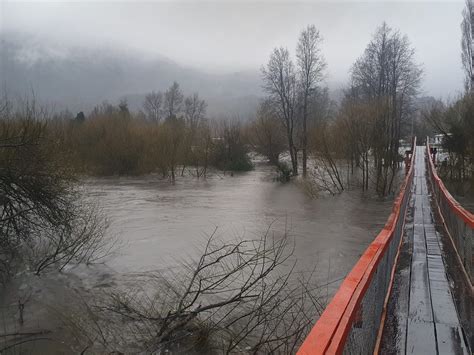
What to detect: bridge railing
<box><xmin>298</xmin><ymin>138</ymin><xmax>416</xmax><ymax>355</ymax></box>
<box><xmin>426</xmin><ymin>140</ymin><xmax>474</xmax><ymax>287</ymax></box>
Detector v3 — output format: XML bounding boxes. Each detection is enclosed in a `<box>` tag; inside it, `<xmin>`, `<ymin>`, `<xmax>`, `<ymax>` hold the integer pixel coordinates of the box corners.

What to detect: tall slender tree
<box><xmin>296</xmin><ymin>25</ymin><xmax>326</xmax><ymax>177</ymax></box>
<box><xmin>262</xmin><ymin>48</ymin><xmax>299</xmax><ymax>175</ymax></box>
<box><xmin>184</xmin><ymin>93</ymin><xmax>207</xmax><ymax>129</ymax></box>
<box><xmin>164</xmin><ymin>82</ymin><xmax>184</xmax><ymax>120</ymax></box>
<box><xmin>143</xmin><ymin>91</ymin><xmax>163</xmax><ymax>122</ymax></box>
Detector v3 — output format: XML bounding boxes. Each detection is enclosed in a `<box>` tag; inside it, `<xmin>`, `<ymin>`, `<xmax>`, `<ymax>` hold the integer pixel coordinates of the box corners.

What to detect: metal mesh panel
<box><xmin>341</xmin><ymin>170</ymin><xmax>413</xmax><ymax>354</ymax></box>
<box><xmin>428</xmin><ymin>159</ymin><xmax>473</xmax><ymax>284</ymax></box>
<box><xmin>297</xmin><ymin>143</ymin><xmax>416</xmax><ymax>355</ymax></box>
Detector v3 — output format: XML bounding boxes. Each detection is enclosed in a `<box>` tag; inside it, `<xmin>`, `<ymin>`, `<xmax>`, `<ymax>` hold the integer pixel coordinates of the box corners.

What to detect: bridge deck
<box><xmin>380</xmin><ymin>146</ymin><xmax>469</xmax><ymax>354</ymax></box>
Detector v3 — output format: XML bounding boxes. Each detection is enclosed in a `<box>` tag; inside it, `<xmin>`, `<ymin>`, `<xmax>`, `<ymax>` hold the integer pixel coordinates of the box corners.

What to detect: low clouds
<box><xmin>1</xmin><ymin>1</ymin><xmax>466</xmax><ymax>97</ymax></box>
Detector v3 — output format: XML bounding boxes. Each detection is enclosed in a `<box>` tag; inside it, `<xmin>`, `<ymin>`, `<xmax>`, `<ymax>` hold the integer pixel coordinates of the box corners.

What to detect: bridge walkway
<box><xmin>380</xmin><ymin>146</ymin><xmax>470</xmax><ymax>354</ymax></box>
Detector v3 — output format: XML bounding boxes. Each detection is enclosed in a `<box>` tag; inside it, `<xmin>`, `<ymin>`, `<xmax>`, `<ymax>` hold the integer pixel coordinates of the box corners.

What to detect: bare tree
<box><xmin>262</xmin><ymin>48</ymin><xmax>299</xmax><ymax>175</ymax></box>
<box><xmin>307</xmin><ymin>87</ymin><xmax>334</xmax><ymax>128</ymax></box>
<box><xmin>0</xmin><ymin>90</ymin><xmax>12</xmax><ymax>118</ymax></box>
<box><xmin>337</xmin><ymin>93</ymin><xmax>381</xmax><ymax>191</ymax></box>
<box><xmin>0</xmin><ymin>117</ymin><xmax>69</xmax><ymax>281</ymax></box>
<box><xmin>213</xmin><ymin>119</ymin><xmax>252</xmax><ymax>172</ymax></box>
<box><xmin>90</xmin><ymin>101</ymin><xmax>119</xmax><ymax>117</ymax></box>
<box><xmin>184</xmin><ymin>93</ymin><xmax>207</xmax><ymax>129</ymax></box>
<box><xmin>143</xmin><ymin>91</ymin><xmax>163</xmax><ymax>122</ymax></box>
<box><xmin>0</xmin><ymin>106</ymin><xmax>113</xmax><ymax>282</ymax></box>
<box><xmin>247</xmin><ymin>100</ymin><xmax>286</xmax><ymax>166</ymax></box>
<box><xmin>163</xmin><ymin>82</ymin><xmax>184</xmax><ymax>120</ymax></box>
<box><xmin>462</xmin><ymin>0</ymin><xmax>474</xmax><ymax>92</ymax></box>
<box><xmin>67</xmin><ymin>229</ymin><xmax>325</xmax><ymax>354</ymax></box>
<box><xmin>351</xmin><ymin>22</ymin><xmax>422</xmax><ymax>196</ymax></box>
<box><xmin>117</xmin><ymin>99</ymin><xmax>130</xmax><ymax>119</ymax></box>
<box><xmin>309</xmin><ymin>122</ymin><xmax>346</xmax><ymax>194</ymax></box>
<box><xmin>26</xmin><ymin>201</ymin><xmax>113</xmax><ymax>275</ymax></box>
<box><xmin>192</xmin><ymin>120</ymin><xmax>213</xmax><ymax>178</ymax></box>
<box><xmin>296</xmin><ymin>25</ymin><xmax>326</xmax><ymax>177</ymax></box>
<box><xmin>181</xmin><ymin>93</ymin><xmax>207</xmax><ymax>175</ymax></box>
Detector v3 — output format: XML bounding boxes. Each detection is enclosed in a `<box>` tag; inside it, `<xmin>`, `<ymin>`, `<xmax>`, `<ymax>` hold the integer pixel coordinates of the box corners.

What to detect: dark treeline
<box><xmin>1</xmin><ymin>82</ymin><xmax>253</xmax><ymax>179</ymax></box>
<box><xmin>62</xmin><ymin>82</ymin><xmax>252</xmax><ymax>177</ymax></box>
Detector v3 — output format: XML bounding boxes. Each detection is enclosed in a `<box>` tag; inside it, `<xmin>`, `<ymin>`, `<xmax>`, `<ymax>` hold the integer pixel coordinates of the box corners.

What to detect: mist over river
<box><xmin>84</xmin><ymin>162</ymin><xmax>395</xmax><ymax>295</ymax></box>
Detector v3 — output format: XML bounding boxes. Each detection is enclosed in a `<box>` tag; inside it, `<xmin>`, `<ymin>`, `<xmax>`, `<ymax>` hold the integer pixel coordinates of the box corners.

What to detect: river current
<box><xmin>84</xmin><ymin>162</ymin><xmax>395</xmax><ymax>294</ymax></box>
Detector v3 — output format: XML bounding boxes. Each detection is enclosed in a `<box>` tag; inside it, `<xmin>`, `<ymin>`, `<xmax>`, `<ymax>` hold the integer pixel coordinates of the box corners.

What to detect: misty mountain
<box><xmin>0</xmin><ymin>32</ymin><xmax>262</xmax><ymax>118</ymax></box>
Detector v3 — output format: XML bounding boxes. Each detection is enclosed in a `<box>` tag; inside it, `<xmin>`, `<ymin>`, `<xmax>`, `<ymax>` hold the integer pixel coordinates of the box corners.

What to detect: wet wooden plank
<box><xmin>428</xmin><ymin>256</ymin><xmax>460</xmax><ymax>326</ymax></box>
<box><xmin>423</xmin><ymin>211</ymin><xmax>433</xmax><ymax>224</ymax></box>
<box><xmin>413</xmin><ymin>224</ymin><xmax>424</xmax><ymax>237</ymax></box>
<box><xmin>430</xmin><ymin>286</ymin><xmax>459</xmax><ymax>325</ymax></box>
<box><xmin>415</xmin><ymin>177</ymin><xmax>423</xmax><ymax>194</ymax></box>
<box><xmin>414</xmin><ymin>197</ymin><xmax>423</xmax><ymax>211</ymax></box>
<box><xmin>428</xmin><ymin>267</ymin><xmax>449</xmax><ymax>284</ymax></box>
<box><xmin>427</xmin><ymin>255</ymin><xmax>448</xmax><ymax>282</ymax></box>
<box><xmin>420</xmin><ymin>195</ymin><xmax>431</xmax><ymax>207</ymax></box>
<box><xmin>409</xmin><ymin>283</ymin><xmax>433</xmax><ymax>323</ymax></box>
<box><xmin>426</xmin><ymin>233</ymin><xmax>441</xmax><ymax>255</ymax></box>
<box><xmin>422</xmin><ymin>185</ymin><xmax>428</xmax><ymax>196</ymax></box>
<box><xmin>410</xmin><ymin>259</ymin><xmax>429</xmax><ymax>286</ymax></box>
<box><xmin>412</xmin><ymin>225</ymin><xmax>426</xmax><ymax>258</ymax></box>
<box><xmin>424</xmin><ymin>224</ymin><xmax>436</xmax><ymax>234</ymax></box>
<box><xmin>414</xmin><ymin>209</ymin><xmax>424</xmax><ymax>223</ymax></box>
<box><xmin>412</xmin><ymin>241</ymin><xmax>427</xmax><ymax>258</ymax></box>
<box><xmin>435</xmin><ymin>323</ymin><xmax>470</xmax><ymax>355</ymax></box>
<box><xmin>406</xmin><ymin>320</ymin><xmax>437</xmax><ymax>355</ymax></box>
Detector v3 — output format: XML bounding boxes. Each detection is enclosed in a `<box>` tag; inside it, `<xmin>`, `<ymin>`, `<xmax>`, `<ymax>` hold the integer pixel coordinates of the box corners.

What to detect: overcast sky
<box><xmin>1</xmin><ymin>0</ymin><xmax>467</xmax><ymax>98</ymax></box>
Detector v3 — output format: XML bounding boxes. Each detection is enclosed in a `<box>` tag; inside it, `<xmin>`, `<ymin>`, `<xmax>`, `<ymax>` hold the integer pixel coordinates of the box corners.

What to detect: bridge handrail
<box><xmin>426</xmin><ymin>140</ymin><xmax>473</xmax><ymax>287</ymax></box>
<box><xmin>297</xmin><ymin>138</ymin><xmax>416</xmax><ymax>355</ymax></box>
<box><xmin>426</xmin><ymin>141</ymin><xmax>474</xmax><ymax>227</ymax></box>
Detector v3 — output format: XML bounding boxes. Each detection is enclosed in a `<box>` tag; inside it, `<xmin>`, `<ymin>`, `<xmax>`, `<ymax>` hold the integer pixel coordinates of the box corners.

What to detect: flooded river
<box><xmin>85</xmin><ymin>162</ymin><xmax>395</xmax><ymax>294</ymax></box>
<box><xmin>1</xmin><ymin>163</ymin><xmax>397</xmax><ymax>354</ymax></box>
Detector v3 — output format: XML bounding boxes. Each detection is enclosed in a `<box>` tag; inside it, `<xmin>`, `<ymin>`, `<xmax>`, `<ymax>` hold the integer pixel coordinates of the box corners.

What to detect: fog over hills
<box><xmin>0</xmin><ymin>32</ymin><xmax>263</xmax><ymax>118</ymax></box>
<box><xmin>1</xmin><ymin>0</ymin><xmax>467</xmax><ymax>117</ymax></box>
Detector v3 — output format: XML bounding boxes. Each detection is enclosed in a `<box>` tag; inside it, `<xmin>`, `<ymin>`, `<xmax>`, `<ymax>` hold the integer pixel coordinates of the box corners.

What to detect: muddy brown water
<box><xmin>2</xmin><ymin>162</ymin><xmax>398</xmax><ymax>354</ymax></box>
<box><xmin>84</xmin><ymin>162</ymin><xmax>395</xmax><ymax>294</ymax></box>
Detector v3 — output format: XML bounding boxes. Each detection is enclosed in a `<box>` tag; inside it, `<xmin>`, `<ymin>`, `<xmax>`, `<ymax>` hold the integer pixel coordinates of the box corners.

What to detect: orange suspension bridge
<box><xmin>298</xmin><ymin>139</ymin><xmax>473</xmax><ymax>355</ymax></box>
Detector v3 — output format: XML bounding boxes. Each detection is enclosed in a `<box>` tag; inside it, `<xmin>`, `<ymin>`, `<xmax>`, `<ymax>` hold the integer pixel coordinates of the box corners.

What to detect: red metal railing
<box><xmin>298</xmin><ymin>139</ymin><xmax>416</xmax><ymax>355</ymax></box>
<box><xmin>426</xmin><ymin>140</ymin><xmax>474</xmax><ymax>288</ymax></box>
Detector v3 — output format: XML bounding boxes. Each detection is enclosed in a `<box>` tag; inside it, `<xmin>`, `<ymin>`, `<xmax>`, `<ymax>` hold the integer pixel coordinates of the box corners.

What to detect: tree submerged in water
<box><xmin>0</xmin><ymin>105</ymin><xmax>114</xmax><ymax>283</ymax></box>
<box><xmin>65</xmin><ymin>228</ymin><xmax>325</xmax><ymax>354</ymax></box>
